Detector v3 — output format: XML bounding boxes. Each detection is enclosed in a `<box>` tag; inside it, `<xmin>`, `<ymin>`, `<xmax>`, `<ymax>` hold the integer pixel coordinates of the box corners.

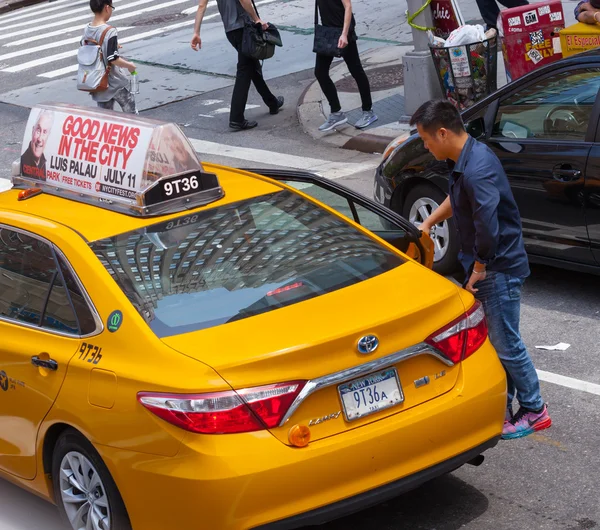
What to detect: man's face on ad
<box><xmin>31</xmin><ymin>113</ymin><xmax>52</xmax><ymax>160</ymax></box>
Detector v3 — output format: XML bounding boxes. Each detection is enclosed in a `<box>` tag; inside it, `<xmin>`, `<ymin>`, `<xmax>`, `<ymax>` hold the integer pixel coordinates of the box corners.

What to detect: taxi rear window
<box><xmin>89</xmin><ymin>190</ymin><xmax>404</xmax><ymax>337</ymax></box>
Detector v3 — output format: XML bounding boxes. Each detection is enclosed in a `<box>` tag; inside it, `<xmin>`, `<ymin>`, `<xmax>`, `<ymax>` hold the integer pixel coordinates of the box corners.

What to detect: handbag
<box><xmin>313</xmin><ymin>1</ymin><xmax>343</xmax><ymax>57</ymax></box>
<box><xmin>241</xmin><ymin>0</ymin><xmax>282</xmax><ymax>60</ymax></box>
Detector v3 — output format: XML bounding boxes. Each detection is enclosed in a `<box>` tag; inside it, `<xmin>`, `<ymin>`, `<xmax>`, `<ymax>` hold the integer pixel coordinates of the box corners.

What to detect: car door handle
<box><xmin>31</xmin><ymin>356</ymin><xmax>58</xmax><ymax>371</ymax></box>
<box><xmin>552</xmin><ymin>169</ymin><xmax>582</xmax><ymax>182</ymax></box>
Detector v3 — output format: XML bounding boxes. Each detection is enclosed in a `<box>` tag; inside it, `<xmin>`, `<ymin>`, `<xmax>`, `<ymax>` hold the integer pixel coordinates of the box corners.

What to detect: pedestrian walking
<box><xmin>410</xmin><ymin>100</ymin><xmax>552</xmax><ymax>440</ymax></box>
<box><xmin>82</xmin><ymin>0</ymin><xmax>138</xmax><ymax>113</ymax></box>
<box><xmin>475</xmin><ymin>0</ymin><xmax>528</xmax><ymax>30</ymax></box>
<box><xmin>313</xmin><ymin>0</ymin><xmax>377</xmax><ymax>132</ymax></box>
<box><xmin>191</xmin><ymin>0</ymin><xmax>284</xmax><ymax>131</ymax></box>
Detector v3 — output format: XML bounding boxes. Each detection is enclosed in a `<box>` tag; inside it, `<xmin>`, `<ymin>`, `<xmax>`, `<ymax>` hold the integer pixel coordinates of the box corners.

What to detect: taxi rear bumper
<box><xmin>99</xmin><ymin>342</ymin><xmax>506</xmax><ymax>530</ymax></box>
<box><xmin>254</xmin><ymin>436</ymin><xmax>498</xmax><ymax>530</ymax></box>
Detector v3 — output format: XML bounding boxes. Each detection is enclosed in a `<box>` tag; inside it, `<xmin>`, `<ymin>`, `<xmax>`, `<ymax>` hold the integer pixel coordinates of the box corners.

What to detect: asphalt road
<box><xmin>1</xmin><ymin>0</ymin><xmax>600</xmax><ymax>528</ymax></box>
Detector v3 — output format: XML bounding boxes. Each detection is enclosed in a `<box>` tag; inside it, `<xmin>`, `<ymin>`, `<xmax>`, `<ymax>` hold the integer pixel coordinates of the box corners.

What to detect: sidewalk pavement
<box><xmin>297</xmin><ymin>43</ymin><xmax>509</xmax><ymax>155</ymax></box>
<box><xmin>0</xmin><ymin>0</ymin><xmax>45</xmax><ymax>14</ymax></box>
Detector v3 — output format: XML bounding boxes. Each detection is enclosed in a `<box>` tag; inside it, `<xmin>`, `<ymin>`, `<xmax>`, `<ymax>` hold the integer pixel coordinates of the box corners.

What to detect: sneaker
<box><xmin>505</xmin><ymin>406</ymin><xmax>513</xmax><ymax>423</ymax></box>
<box><xmin>354</xmin><ymin>110</ymin><xmax>378</xmax><ymax>129</ymax></box>
<box><xmin>502</xmin><ymin>404</ymin><xmax>552</xmax><ymax>440</ymax></box>
<box><xmin>269</xmin><ymin>96</ymin><xmax>284</xmax><ymax>115</ymax></box>
<box><xmin>319</xmin><ymin>111</ymin><xmax>348</xmax><ymax>132</ymax></box>
<box><xmin>229</xmin><ymin>120</ymin><xmax>258</xmax><ymax>131</ymax></box>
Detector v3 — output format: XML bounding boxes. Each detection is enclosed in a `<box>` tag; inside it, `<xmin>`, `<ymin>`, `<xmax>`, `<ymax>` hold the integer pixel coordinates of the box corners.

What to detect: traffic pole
<box><xmin>401</xmin><ymin>0</ymin><xmax>443</xmax><ymax>119</ymax></box>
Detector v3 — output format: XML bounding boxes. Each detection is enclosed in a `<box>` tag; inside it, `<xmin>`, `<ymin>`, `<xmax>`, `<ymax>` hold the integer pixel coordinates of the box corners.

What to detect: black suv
<box><xmin>374</xmin><ymin>50</ymin><xmax>600</xmax><ymax>276</ymax></box>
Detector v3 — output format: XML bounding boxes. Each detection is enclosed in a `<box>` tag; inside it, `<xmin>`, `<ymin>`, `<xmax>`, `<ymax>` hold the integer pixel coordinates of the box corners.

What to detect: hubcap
<box><xmin>59</xmin><ymin>451</ymin><xmax>111</xmax><ymax>530</ymax></box>
<box><xmin>409</xmin><ymin>197</ymin><xmax>450</xmax><ymax>262</ymax></box>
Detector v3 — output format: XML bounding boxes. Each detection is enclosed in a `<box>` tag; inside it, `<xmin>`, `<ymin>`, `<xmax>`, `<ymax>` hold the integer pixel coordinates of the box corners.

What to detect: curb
<box><xmin>0</xmin><ymin>0</ymin><xmax>46</xmax><ymax>14</ymax></box>
<box><xmin>296</xmin><ymin>44</ymin><xmax>408</xmax><ymax>155</ymax></box>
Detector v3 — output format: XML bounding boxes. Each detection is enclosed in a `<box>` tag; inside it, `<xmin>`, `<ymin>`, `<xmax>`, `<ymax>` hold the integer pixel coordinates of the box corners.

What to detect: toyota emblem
<box><xmin>357</xmin><ymin>335</ymin><xmax>379</xmax><ymax>354</ymax></box>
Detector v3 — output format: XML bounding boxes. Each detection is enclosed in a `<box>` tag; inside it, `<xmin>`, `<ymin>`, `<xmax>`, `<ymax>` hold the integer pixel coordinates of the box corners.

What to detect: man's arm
<box><xmin>191</xmin><ymin>0</ymin><xmax>209</xmax><ymax>51</ymax></box>
<box><xmin>420</xmin><ymin>196</ymin><xmax>453</xmax><ymax>234</ymax></box>
<box><xmin>338</xmin><ymin>0</ymin><xmax>353</xmax><ymax>48</ymax></box>
<box><xmin>239</xmin><ymin>0</ymin><xmax>267</xmax><ymax>26</ymax></box>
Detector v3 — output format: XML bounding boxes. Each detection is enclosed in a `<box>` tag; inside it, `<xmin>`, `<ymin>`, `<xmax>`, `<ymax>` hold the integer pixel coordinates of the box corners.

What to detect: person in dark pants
<box><xmin>315</xmin><ymin>0</ymin><xmax>377</xmax><ymax>132</ymax></box>
<box><xmin>191</xmin><ymin>0</ymin><xmax>284</xmax><ymax>130</ymax></box>
<box><xmin>411</xmin><ymin>100</ymin><xmax>552</xmax><ymax>440</ymax></box>
<box><xmin>476</xmin><ymin>0</ymin><xmax>529</xmax><ymax>30</ymax></box>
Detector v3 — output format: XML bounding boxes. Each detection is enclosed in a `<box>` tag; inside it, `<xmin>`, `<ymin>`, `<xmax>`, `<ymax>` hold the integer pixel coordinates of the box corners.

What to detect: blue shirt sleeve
<box><xmin>462</xmin><ymin>161</ymin><xmax>500</xmax><ymax>265</ymax></box>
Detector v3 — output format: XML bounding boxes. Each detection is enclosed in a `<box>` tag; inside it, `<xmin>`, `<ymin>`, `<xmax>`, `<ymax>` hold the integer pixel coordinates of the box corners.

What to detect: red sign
<box><xmin>431</xmin><ymin>0</ymin><xmax>463</xmax><ymax>39</ymax></box>
<box><xmin>500</xmin><ymin>0</ymin><xmax>565</xmax><ymax>82</ymax></box>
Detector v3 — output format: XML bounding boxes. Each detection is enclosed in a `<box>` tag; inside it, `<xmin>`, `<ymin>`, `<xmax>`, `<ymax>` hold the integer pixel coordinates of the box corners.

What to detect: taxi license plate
<box><xmin>338</xmin><ymin>368</ymin><xmax>404</xmax><ymax>422</ymax></box>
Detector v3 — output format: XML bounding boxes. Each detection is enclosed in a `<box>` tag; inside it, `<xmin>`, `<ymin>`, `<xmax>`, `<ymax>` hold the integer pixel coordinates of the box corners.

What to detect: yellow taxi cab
<box><xmin>0</xmin><ymin>104</ymin><xmax>506</xmax><ymax>530</ymax></box>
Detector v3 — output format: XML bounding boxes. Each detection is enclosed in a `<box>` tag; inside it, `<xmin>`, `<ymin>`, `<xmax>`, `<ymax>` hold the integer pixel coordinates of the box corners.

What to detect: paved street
<box><xmin>1</xmin><ymin>0</ymin><xmax>600</xmax><ymax>528</ymax></box>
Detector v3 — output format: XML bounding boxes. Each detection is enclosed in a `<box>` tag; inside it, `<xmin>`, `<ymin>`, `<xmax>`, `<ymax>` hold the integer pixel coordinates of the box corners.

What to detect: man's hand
<box><xmin>127</xmin><ymin>62</ymin><xmax>136</xmax><ymax>74</ymax></box>
<box><xmin>256</xmin><ymin>18</ymin><xmax>269</xmax><ymax>30</ymax></box>
<box><xmin>191</xmin><ymin>33</ymin><xmax>202</xmax><ymax>51</ymax></box>
<box><xmin>465</xmin><ymin>269</ymin><xmax>486</xmax><ymax>294</ymax></box>
<box><xmin>338</xmin><ymin>34</ymin><xmax>349</xmax><ymax>48</ymax></box>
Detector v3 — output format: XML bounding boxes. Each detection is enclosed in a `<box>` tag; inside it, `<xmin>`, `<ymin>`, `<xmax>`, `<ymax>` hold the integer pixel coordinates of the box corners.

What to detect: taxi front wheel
<box><xmin>52</xmin><ymin>429</ymin><xmax>132</xmax><ymax>530</ymax></box>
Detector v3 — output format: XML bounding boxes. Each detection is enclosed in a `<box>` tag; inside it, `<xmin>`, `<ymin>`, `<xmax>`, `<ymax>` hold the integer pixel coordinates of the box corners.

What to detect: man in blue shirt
<box><xmin>411</xmin><ymin>100</ymin><xmax>551</xmax><ymax>440</ymax></box>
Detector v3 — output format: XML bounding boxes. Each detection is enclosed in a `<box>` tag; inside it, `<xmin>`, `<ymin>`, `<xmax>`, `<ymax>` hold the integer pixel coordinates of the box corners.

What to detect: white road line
<box><xmin>537</xmin><ymin>370</ymin><xmax>600</xmax><ymax>396</ymax></box>
<box><xmin>188</xmin><ymin>138</ymin><xmax>379</xmax><ymax>180</ymax></box>
<box><xmin>0</xmin><ymin>0</ymin><xmax>191</xmax><ymax>41</ymax></box>
<box><xmin>0</xmin><ymin>27</ymin><xmax>134</xmax><ymax>62</ymax></box>
<box><xmin>6</xmin><ymin>17</ymin><xmax>195</xmax><ymax>74</ymax></box>
<box><xmin>0</xmin><ymin>0</ymin><xmax>86</xmax><ymax>25</ymax></box>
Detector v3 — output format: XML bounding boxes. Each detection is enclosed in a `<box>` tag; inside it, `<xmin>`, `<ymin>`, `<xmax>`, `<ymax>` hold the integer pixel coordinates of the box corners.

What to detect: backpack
<box><xmin>77</xmin><ymin>26</ymin><xmax>113</xmax><ymax>93</ymax></box>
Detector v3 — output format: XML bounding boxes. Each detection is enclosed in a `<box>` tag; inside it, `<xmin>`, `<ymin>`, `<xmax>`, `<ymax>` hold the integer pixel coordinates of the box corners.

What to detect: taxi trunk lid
<box><xmin>162</xmin><ymin>261</ymin><xmax>471</xmax><ymax>444</ymax></box>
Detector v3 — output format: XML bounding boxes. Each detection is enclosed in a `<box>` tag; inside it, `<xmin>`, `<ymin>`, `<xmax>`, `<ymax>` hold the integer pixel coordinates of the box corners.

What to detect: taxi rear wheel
<box><xmin>52</xmin><ymin>429</ymin><xmax>132</xmax><ymax>530</ymax></box>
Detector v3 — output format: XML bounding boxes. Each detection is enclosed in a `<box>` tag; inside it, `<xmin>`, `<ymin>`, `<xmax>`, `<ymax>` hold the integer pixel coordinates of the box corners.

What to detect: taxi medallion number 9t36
<box><xmin>0</xmin><ymin>104</ymin><xmax>506</xmax><ymax>530</ymax></box>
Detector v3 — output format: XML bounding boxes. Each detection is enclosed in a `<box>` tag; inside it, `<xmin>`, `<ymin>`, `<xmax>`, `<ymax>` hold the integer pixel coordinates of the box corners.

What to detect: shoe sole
<box><xmin>319</xmin><ymin>118</ymin><xmax>348</xmax><ymax>132</ymax></box>
<box><xmin>354</xmin><ymin>116</ymin><xmax>379</xmax><ymax>129</ymax></box>
<box><xmin>501</xmin><ymin>417</ymin><xmax>552</xmax><ymax>440</ymax></box>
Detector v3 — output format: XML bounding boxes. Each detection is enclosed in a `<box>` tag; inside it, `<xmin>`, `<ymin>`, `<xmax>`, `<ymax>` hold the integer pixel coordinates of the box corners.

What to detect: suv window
<box><xmin>0</xmin><ymin>227</ymin><xmax>95</xmax><ymax>335</ymax></box>
<box><xmin>492</xmin><ymin>69</ymin><xmax>600</xmax><ymax>141</ymax></box>
<box><xmin>90</xmin><ymin>191</ymin><xmax>404</xmax><ymax>338</ymax></box>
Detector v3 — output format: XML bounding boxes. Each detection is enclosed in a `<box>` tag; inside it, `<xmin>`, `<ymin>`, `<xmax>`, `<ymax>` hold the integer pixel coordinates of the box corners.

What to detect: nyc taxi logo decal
<box><xmin>0</xmin><ymin>371</ymin><xmax>8</xmax><ymax>392</ymax></box>
<box><xmin>107</xmin><ymin>310</ymin><xmax>123</xmax><ymax>333</ymax></box>
<box><xmin>0</xmin><ymin>370</ymin><xmax>25</xmax><ymax>392</ymax></box>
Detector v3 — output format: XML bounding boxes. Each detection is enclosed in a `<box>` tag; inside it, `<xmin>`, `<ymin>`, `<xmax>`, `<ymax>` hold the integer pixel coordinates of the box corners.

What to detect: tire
<box><xmin>52</xmin><ymin>429</ymin><xmax>132</xmax><ymax>530</ymax></box>
<box><xmin>402</xmin><ymin>184</ymin><xmax>460</xmax><ymax>276</ymax></box>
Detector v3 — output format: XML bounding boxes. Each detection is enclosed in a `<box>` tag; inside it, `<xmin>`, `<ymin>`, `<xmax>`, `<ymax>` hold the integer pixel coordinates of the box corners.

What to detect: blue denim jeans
<box><xmin>474</xmin><ymin>271</ymin><xmax>544</xmax><ymax>411</ymax></box>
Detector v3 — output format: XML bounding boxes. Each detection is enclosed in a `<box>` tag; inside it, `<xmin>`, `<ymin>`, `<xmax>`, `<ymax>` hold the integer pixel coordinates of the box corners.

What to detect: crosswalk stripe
<box><xmin>0</xmin><ymin>0</ymin><xmax>192</xmax><ymax>41</ymax></box>
<box><xmin>189</xmin><ymin>139</ymin><xmax>379</xmax><ymax>180</ymax></box>
<box><xmin>0</xmin><ymin>0</ymin><xmax>104</xmax><ymax>32</ymax></box>
<box><xmin>0</xmin><ymin>27</ymin><xmax>134</xmax><ymax>61</ymax></box>
<box><xmin>0</xmin><ymin>0</ymin><xmax>86</xmax><ymax>25</ymax></box>
<box><xmin>4</xmin><ymin>17</ymin><xmax>195</xmax><ymax>73</ymax></box>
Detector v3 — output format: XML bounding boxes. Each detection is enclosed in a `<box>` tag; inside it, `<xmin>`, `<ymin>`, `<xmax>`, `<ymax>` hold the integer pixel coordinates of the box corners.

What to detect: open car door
<box><xmin>246</xmin><ymin>169</ymin><xmax>434</xmax><ymax>269</ymax></box>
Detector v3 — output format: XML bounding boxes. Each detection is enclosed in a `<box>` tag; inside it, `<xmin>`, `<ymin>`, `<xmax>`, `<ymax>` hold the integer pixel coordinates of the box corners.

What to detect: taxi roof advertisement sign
<box><xmin>20</xmin><ymin>105</ymin><xmax>154</xmax><ymax>204</ymax></box>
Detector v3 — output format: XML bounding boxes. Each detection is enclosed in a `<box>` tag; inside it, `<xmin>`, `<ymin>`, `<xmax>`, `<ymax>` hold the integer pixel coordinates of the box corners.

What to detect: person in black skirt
<box><xmin>315</xmin><ymin>0</ymin><xmax>378</xmax><ymax>131</ymax></box>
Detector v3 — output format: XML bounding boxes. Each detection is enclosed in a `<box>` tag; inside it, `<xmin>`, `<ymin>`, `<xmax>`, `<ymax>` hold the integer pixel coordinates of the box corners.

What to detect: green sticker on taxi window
<box><xmin>107</xmin><ymin>310</ymin><xmax>123</xmax><ymax>333</ymax></box>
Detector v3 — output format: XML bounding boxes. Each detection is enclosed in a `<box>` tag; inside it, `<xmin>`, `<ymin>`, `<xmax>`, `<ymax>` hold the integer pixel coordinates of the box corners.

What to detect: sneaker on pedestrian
<box><xmin>502</xmin><ymin>404</ymin><xmax>551</xmax><ymax>440</ymax></box>
<box><xmin>505</xmin><ymin>405</ymin><xmax>513</xmax><ymax>423</ymax></box>
<box><xmin>269</xmin><ymin>96</ymin><xmax>284</xmax><ymax>115</ymax></box>
<box><xmin>229</xmin><ymin>119</ymin><xmax>258</xmax><ymax>131</ymax></box>
<box><xmin>319</xmin><ymin>111</ymin><xmax>347</xmax><ymax>132</ymax></box>
<box><xmin>354</xmin><ymin>109</ymin><xmax>378</xmax><ymax>129</ymax></box>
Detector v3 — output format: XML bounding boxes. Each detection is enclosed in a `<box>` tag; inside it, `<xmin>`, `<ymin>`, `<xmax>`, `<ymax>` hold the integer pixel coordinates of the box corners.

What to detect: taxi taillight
<box><xmin>425</xmin><ymin>301</ymin><xmax>488</xmax><ymax>364</ymax></box>
<box><xmin>18</xmin><ymin>188</ymin><xmax>42</xmax><ymax>201</ymax></box>
<box><xmin>138</xmin><ymin>381</ymin><xmax>306</xmax><ymax>435</ymax></box>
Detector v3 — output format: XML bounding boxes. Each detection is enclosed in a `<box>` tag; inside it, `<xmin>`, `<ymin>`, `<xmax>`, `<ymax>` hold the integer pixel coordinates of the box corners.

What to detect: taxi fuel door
<box><xmin>245</xmin><ymin>168</ymin><xmax>434</xmax><ymax>268</ymax></box>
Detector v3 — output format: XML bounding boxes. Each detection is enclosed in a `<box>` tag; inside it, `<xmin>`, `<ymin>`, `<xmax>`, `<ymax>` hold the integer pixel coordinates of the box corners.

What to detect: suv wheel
<box><xmin>402</xmin><ymin>184</ymin><xmax>459</xmax><ymax>276</ymax></box>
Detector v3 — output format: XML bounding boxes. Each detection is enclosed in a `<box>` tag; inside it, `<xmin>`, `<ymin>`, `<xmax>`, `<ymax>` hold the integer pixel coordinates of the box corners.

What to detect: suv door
<box><xmin>0</xmin><ymin>225</ymin><xmax>99</xmax><ymax>479</ymax></box>
<box><xmin>487</xmin><ymin>67</ymin><xmax>600</xmax><ymax>266</ymax></box>
<box><xmin>247</xmin><ymin>169</ymin><xmax>434</xmax><ymax>268</ymax></box>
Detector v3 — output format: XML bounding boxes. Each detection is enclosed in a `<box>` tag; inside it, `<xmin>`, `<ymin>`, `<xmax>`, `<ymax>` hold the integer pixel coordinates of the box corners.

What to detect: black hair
<box><xmin>409</xmin><ymin>99</ymin><xmax>465</xmax><ymax>134</ymax></box>
<box><xmin>90</xmin><ymin>0</ymin><xmax>112</xmax><ymax>13</ymax></box>
<box><xmin>591</xmin><ymin>0</ymin><xmax>600</xmax><ymax>9</ymax></box>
